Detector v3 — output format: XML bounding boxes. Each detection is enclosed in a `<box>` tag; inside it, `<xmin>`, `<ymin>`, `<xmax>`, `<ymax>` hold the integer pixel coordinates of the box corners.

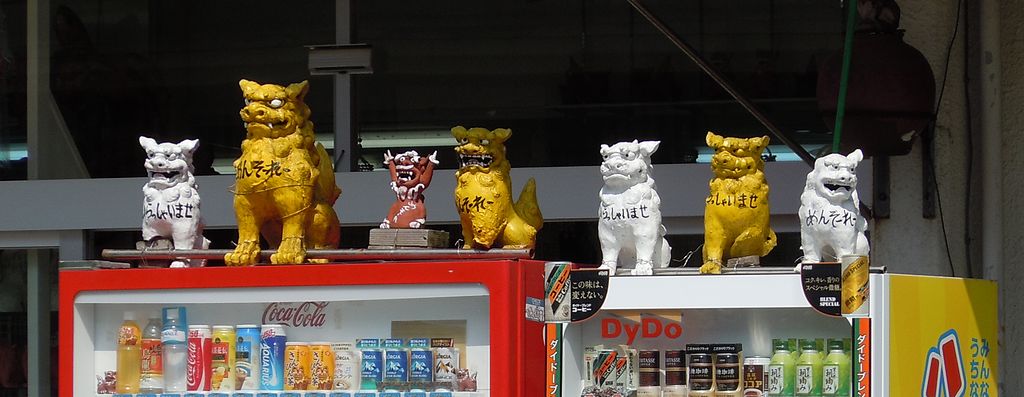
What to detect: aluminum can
<box><xmin>235</xmin><ymin>325</ymin><xmax>261</xmax><ymax>390</ymax></box>
<box><xmin>409</xmin><ymin>348</ymin><xmax>433</xmax><ymax>385</ymax></box>
<box><xmin>259</xmin><ymin>324</ymin><xmax>287</xmax><ymax>390</ymax></box>
<box><xmin>309</xmin><ymin>342</ymin><xmax>335</xmax><ymax>390</ymax></box>
<box><xmin>186</xmin><ymin>325</ymin><xmax>212</xmax><ymax>391</ymax></box>
<box><xmin>360</xmin><ymin>349</ymin><xmax>383</xmax><ymax>390</ymax></box>
<box><xmin>384</xmin><ymin>348</ymin><xmax>409</xmax><ymax>383</ymax></box>
<box><xmin>744</xmin><ymin>356</ymin><xmax>772</xmax><ymax>397</ymax></box>
<box><xmin>284</xmin><ymin>342</ymin><xmax>312</xmax><ymax>390</ymax></box>
<box><xmin>211</xmin><ymin>325</ymin><xmax>237</xmax><ymax>391</ymax></box>
<box><xmin>331</xmin><ymin>342</ymin><xmax>359</xmax><ymax>391</ymax></box>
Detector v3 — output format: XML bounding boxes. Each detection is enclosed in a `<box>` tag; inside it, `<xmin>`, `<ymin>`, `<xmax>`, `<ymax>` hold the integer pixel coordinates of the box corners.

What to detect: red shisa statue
<box><xmin>380</xmin><ymin>150</ymin><xmax>439</xmax><ymax>229</ymax></box>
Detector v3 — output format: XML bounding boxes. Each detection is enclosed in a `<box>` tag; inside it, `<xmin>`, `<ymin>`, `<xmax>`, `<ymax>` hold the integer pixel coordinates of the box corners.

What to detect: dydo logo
<box><xmin>262</xmin><ymin>301</ymin><xmax>329</xmax><ymax>328</ymax></box>
<box><xmin>601</xmin><ymin>314</ymin><xmax>683</xmax><ymax>345</ymax></box>
<box><xmin>921</xmin><ymin>329</ymin><xmax>967</xmax><ymax>397</ymax></box>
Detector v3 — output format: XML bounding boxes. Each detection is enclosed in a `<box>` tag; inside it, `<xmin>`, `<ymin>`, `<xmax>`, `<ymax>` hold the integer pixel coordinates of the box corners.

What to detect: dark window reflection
<box><xmin>0</xmin><ymin>0</ymin><xmax>27</xmax><ymax>181</ymax></box>
<box><xmin>354</xmin><ymin>0</ymin><xmax>843</xmax><ymax>169</ymax></box>
<box><xmin>50</xmin><ymin>0</ymin><xmax>335</xmax><ymax>178</ymax></box>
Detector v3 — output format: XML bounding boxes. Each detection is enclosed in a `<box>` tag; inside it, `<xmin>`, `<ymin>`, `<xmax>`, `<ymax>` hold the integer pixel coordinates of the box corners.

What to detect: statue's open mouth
<box><xmin>824</xmin><ymin>181</ymin><xmax>852</xmax><ymax>193</ymax></box>
<box><xmin>459</xmin><ymin>154</ymin><xmax>493</xmax><ymax>168</ymax></box>
<box><xmin>148</xmin><ymin>170</ymin><xmax>181</xmax><ymax>180</ymax></box>
<box><xmin>397</xmin><ymin>170</ymin><xmax>414</xmax><ymax>182</ymax></box>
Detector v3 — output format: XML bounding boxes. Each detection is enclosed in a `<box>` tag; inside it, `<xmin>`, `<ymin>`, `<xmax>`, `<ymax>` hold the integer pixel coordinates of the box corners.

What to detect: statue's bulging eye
<box><xmin>269</xmin><ymin>99</ymin><xmax>284</xmax><ymax>108</ymax></box>
<box><xmin>481</xmin><ymin>139</ymin><xmax>490</xmax><ymax>146</ymax></box>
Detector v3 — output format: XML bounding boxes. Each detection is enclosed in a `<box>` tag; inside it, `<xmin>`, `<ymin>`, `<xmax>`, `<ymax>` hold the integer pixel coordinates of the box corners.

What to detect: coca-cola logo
<box><xmin>262</xmin><ymin>301</ymin><xmax>329</xmax><ymax>328</ymax></box>
<box><xmin>186</xmin><ymin>340</ymin><xmax>199</xmax><ymax>386</ymax></box>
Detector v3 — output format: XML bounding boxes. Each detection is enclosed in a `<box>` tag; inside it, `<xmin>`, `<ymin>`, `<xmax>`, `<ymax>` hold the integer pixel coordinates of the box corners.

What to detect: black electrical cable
<box><xmin>932</xmin><ymin>0</ymin><xmax>965</xmax><ymax>277</ymax></box>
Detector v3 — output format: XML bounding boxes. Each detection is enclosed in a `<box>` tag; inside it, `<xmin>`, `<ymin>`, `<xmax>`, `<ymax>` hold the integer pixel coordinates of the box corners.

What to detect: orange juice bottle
<box><xmin>116</xmin><ymin>312</ymin><xmax>142</xmax><ymax>393</ymax></box>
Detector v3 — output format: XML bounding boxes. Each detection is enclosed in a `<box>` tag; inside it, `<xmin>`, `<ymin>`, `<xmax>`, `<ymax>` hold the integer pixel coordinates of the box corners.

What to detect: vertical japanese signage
<box><xmin>853</xmin><ymin>318</ymin><xmax>871</xmax><ymax>397</ymax></box>
<box><xmin>545</xmin><ymin>323</ymin><xmax>563</xmax><ymax>397</ymax></box>
<box><xmin>889</xmin><ymin>275</ymin><xmax>998</xmax><ymax>397</ymax></box>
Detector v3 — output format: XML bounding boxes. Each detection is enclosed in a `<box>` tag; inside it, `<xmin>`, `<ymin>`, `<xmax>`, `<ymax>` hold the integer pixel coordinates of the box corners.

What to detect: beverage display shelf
<box><xmin>64</xmin><ymin>261</ymin><xmax>546</xmax><ymax>397</ymax></box>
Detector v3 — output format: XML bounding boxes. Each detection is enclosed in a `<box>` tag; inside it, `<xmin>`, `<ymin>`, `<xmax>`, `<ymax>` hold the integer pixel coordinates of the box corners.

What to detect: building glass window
<box><xmin>354</xmin><ymin>0</ymin><xmax>843</xmax><ymax>170</ymax></box>
<box><xmin>0</xmin><ymin>0</ymin><xmax>26</xmax><ymax>181</ymax></box>
<box><xmin>49</xmin><ymin>0</ymin><xmax>336</xmax><ymax>178</ymax></box>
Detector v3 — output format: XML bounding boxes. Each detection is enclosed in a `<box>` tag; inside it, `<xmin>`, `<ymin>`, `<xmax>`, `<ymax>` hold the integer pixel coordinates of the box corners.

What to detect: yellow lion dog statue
<box><xmin>701</xmin><ymin>132</ymin><xmax>776</xmax><ymax>274</ymax></box>
<box><xmin>452</xmin><ymin>126</ymin><xmax>543</xmax><ymax>250</ymax></box>
<box><xmin>225</xmin><ymin>80</ymin><xmax>341</xmax><ymax>266</ymax></box>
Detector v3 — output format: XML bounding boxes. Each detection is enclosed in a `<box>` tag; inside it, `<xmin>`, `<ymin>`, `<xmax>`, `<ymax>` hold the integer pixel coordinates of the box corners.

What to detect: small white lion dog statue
<box><xmin>597</xmin><ymin>140</ymin><xmax>672</xmax><ymax>275</ymax></box>
<box><xmin>140</xmin><ymin>136</ymin><xmax>210</xmax><ymax>267</ymax></box>
<box><xmin>799</xmin><ymin>149</ymin><xmax>869</xmax><ymax>266</ymax></box>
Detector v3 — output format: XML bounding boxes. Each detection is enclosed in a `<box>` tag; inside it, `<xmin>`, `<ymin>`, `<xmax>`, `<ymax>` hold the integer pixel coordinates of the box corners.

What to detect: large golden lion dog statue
<box><xmin>701</xmin><ymin>132</ymin><xmax>776</xmax><ymax>274</ymax></box>
<box><xmin>453</xmin><ymin>126</ymin><xmax>543</xmax><ymax>250</ymax></box>
<box><xmin>225</xmin><ymin>80</ymin><xmax>341</xmax><ymax>266</ymax></box>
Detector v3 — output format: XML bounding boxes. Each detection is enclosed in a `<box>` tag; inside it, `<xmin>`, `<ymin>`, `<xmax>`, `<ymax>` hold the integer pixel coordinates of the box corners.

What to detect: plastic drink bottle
<box><xmin>822</xmin><ymin>340</ymin><xmax>851</xmax><ymax>396</ymax></box>
<box><xmin>139</xmin><ymin>313</ymin><xmax>164</xmax><ymax>393</ymax></box>
<box><xmin>116</xmin><ymin>311</ymin><xmax>142</xmax><ymax>393</ymax></box>
<box><xmin>162</xmin><ymin>307</ymin><xmax>189</xmax><ymax>392</ymax></box>
<box><xmin>768</xmin><ymin>339</ymin><xmax>796</xmax><ymax>396</ymax></box>
<box><xmin>796</xmin><ymin>339</ymin><xmax>823</xmax><ymax>396</ymax></box>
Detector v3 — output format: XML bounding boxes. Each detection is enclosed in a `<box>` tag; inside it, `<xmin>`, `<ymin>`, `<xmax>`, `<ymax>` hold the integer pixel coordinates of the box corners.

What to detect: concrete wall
<box><xmin>1001</xmin><ymin>0</ymin><xmax>1023</xmax><ymax>393</ymax></box>
<box><xmin>873</xmin><ymin>2</ymin><xmax>970</xmax><ymax>275</ymax></box>
<box><xmin>873</xmin><ymin>0</ymin><xmax>1022</xmax><ymax>393</ymax></box>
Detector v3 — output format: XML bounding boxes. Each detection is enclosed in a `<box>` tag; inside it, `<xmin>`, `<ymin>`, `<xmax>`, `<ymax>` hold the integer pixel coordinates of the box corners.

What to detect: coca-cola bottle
<box><xmin>162</xmin><ymin>307</ymin><xmax>188</xmax><ymax>392</ymax></box>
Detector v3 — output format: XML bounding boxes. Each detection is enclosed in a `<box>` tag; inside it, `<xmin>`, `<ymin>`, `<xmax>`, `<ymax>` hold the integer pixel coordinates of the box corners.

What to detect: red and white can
<box><xmin>187</xmin><ymin>324</ymin><xmax>213</xmax><ymax>391</ymax></box>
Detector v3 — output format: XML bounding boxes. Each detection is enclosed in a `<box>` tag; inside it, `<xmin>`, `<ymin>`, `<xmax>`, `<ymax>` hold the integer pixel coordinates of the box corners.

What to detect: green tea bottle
<box><xmin>768</xmin><ymin>339</ymin><xmax>796</xmax><ymax>396</ymax></box>
<box><xmin>789</xmin><ymin>338</ymin><xmax>801</xmax><ymax>362</ymax></box>
<box><xmin>796</xmin><ymin>339</ymin><xmax>823</xmax><ymax>396</ymax></box>
<box><xmin>823</xmin><ymin>339</ymin><xmax>851</xmax><ymax>396</ymax></box>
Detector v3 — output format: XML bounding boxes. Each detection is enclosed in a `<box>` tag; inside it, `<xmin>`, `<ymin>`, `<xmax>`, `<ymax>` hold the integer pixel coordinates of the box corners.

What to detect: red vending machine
<box><xmin>59</xmin><ymin>260</ymin><xmax>546</xmax><ymax>397</ymax></box>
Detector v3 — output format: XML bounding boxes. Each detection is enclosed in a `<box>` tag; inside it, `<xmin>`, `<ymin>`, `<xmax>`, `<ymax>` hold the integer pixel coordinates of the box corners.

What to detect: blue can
<box><xmin>259</xmin><ymin>324</ymin><xmax>287</xmax><ymax>390</ymax></box>
<box><xmin>385</xmin><ymin>349</ymin><xmax>409</xmax><ymax>383</ymax></box>
<box><xmin>361</xmin><ymin>349</ymin><xmax>383</xmax><ymax>390</ymax></box>
<box><xmin>236</xmin><ymin>325</ymin><xmax>261</xmax><ymax>390</ymax></box>
<box><xmin>410</xmin><ymin>349</ymin><xmax>433</xmax><ymax>384</ymax></box>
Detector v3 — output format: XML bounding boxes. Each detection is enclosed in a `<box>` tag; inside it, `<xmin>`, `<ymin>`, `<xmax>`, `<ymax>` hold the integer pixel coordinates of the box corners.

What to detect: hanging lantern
<box><xmin>817</xmin><ymin>0</ymin><xmax>935</xmax><ymax>156</ymax></box>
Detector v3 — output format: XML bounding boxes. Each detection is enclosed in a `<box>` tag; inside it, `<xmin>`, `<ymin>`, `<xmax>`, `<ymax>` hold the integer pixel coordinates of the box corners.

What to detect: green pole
<box><xmin>833</xmin><ymin>0</ymin><xmax>859</xmax><ymax>154</ymax></box>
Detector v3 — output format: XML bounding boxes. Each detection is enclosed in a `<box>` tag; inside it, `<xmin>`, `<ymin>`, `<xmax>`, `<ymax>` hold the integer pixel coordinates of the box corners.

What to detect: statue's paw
<box><xmin>224</xmin><ymin>241</ymin><xmax>260</xmax><ymax>267</ymax></box>
<box><xmin>307</xmin><ymin>258</ymin><xmax>329</xmax><ymax>264</ymax></box>
<box><xmin>630</xmin><ymin>266</ymin><xmax>653</xmax><ymax>276</ymax></box>
<box><xmin>630</xmin><ymin>260</ymin><xmax>655</xmax><ymax>276</ymax></box>
<box><xmin>598</xmin><ymin>261</ymin><xmax>617</xmax><ymax>273</ymax></box>
<box><xmin>699</xmin><ymin>261</ymin><xmax>722</xmax><ymax>275</ymax></box>
<box><xmin>270</xmin><ymin>237</ymin><xmax>306</xmax><ymax>265</ymax></box>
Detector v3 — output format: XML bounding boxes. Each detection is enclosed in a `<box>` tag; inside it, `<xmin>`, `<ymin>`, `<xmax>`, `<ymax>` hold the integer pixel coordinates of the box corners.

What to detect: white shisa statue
<box><xmin>597</xmin><ymin>140</ymin><xmax>672</xmax><ymax>275</ymax></box>
<box><xmin>798</xmin><ymin>149</ymin><xmax>869</xmax><ymax>266</ymax></box>
<box><xmin>139</xmin><ymin>136</ymin><xmax>210</xmax><ymax>267</ymax></box>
